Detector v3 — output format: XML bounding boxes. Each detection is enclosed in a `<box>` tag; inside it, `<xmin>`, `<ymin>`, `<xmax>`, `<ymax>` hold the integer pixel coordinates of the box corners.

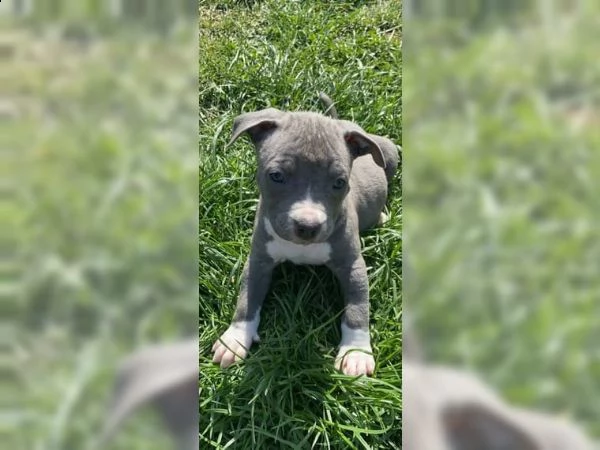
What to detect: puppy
<box><xmin>212</xmin><ymin>93</ymin><xmax>399</xmax><ymax>376</ymax></box>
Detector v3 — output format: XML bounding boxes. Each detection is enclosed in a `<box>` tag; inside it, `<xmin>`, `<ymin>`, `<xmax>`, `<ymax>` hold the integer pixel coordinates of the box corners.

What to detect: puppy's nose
<box><xmin>293</xmin><ymin>218</ymin><xmax>322</xmax><ymax>241</ymax></box>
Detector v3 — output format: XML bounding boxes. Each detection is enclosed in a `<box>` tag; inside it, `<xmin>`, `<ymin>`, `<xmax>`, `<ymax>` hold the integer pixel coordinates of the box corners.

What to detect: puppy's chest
<box><xmin>266</xmin><ymin>238</ymin><xmax>331</xmax><ymax>265</ymax></box>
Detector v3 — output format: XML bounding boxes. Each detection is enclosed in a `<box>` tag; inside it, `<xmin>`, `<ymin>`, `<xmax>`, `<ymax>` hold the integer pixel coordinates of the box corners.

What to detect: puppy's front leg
<box><xmin>329</xmin><ymin>255</ymin><xmax>375</xmax><ymax>376</ymax></box>
<box><xmin>212</xmin><ymin>250</ymin><xmax>274</xmax><ymax>368</ymax></box>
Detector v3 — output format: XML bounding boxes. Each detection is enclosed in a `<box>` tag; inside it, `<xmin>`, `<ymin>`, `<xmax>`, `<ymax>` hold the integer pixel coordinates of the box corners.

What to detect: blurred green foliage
<box><xmin>405</xmin><ymin>2</ymin><xmax>600</xmax><ymax>438</ymax></box>
<box><xmin>3</xmin><ymin>0</ymin><xmax>197</xmax><ymax>33</ymax></box>
<box><xmin>4</xmin><ymin>19</ymin><xmax>198</xmax><ymax>449</ymax></box>
<box><xmin>406</xmin><ymin>0</ymin><xmax>596</xmax><ymax>29</ymax></box>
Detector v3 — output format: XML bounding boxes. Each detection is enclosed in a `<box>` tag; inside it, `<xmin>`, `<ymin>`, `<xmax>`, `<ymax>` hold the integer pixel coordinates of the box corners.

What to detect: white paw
<box><xmin>378</xmin><ymin>212</ymin><xmax>388</xmax><ymax>225</ymax></box>
<box><xmin>335</xmin><ymin>347</ymin><xmax>375</xmax><ymax>376</ymax></box>
<box><xmin>336</xmin><ymin>323</ymin><xmax>375</xmax><ymax>376</ymax></box>
<box><xmin>212</xmin><ymin>322</ymin><xmax>259</xmax><ymax>368</ymax></box>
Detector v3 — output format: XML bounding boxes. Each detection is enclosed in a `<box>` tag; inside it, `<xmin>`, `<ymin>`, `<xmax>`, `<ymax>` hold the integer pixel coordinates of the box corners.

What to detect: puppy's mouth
<box><xmin>268</xmin><ymin>216</ymin><xmax>328</xmax><ymax>245</ymax></box>
<box><xmin>291</xmin><ymin>234</ymin><xmax>325</xmax><ymax>245</ymax></box>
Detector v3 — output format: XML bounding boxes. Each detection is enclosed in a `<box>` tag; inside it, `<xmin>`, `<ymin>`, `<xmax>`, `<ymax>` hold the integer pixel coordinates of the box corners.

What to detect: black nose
<box><xmin>293</xmin><ymin>220</ymin><xmax>322</xmax><ymax>241</ymax></box>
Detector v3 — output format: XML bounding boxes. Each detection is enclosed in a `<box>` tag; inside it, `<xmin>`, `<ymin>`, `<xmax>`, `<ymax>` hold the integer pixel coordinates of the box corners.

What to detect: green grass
<box><xmin>199</xmin><ymin>1</ymin><xmax>402</xmax><ymax>449</ymax></box>
<box><xmin>404</xmin><ymin>9</ymin><xmax>600</xmax><ymax>439</ymax></box>
<box><xmin>6</xmin><ymin>23</ymin><xmax>198</xmax><ymax>449</ymax></box>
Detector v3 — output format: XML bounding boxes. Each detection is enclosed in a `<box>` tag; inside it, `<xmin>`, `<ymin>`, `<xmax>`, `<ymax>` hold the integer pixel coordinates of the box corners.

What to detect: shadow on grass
<box><xmin>200</xmin><ymin>265</ymin><xmax>400</xmax><ymax>448</ymax></box>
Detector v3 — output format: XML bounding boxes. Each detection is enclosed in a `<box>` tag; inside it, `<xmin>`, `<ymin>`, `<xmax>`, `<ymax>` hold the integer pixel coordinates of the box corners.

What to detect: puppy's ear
<box><xmin>228</xmin><ymin>108</ymin><xmax>282</xmax><ymax>146</ymax></box>
<box><xmin>343</xmin><ymin>128</ymin><xmax>386</xmax><ymax>169</ymax></box>
<box><xmin>365</xmin><ymin>133</ymin><xmax>400</xmax><ymax>182</ymax></box>
<box><xmin>442</xmin><ymin>403</ymin><xmax>540</xmax><ymax>450</ymax></box>
<box><xmin>99</xmin><ymin>340</ymin><xmax>199</xmax><ymax>448</ymax></box>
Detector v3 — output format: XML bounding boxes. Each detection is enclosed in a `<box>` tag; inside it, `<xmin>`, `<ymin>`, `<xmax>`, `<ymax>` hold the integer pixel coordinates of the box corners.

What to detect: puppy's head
<box><xmin>228</xmin><ymin>108</ymin><xmax>386</xmax><ymax>244</ymax></box>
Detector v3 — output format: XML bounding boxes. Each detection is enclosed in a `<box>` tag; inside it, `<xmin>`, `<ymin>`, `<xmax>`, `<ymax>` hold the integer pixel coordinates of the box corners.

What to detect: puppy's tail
<box><xmin>318</xmin><ymin>92</ymin><xmax>339</xmax><ymax>119</ymax></box>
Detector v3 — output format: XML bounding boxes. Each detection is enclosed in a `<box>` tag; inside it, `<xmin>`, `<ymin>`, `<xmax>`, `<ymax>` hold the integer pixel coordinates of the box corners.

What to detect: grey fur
<box><xmin>404</xmin><ymin>361</ymin><xmax>596</xmax><ymax>450</ymax></box>
<box><xmin>98</xmin><ymin>339</ymin><xmax>199</xmax><ymax>450</ymax></box>
<box><xmin>214</xmin><ymin>94</ymin><xmax>400</xmax><ymax>375</ymax></box>
<box><xmin>403</xmin><ymin>326</ymin><xmax>596</xmax><ymax>449</ymax></box>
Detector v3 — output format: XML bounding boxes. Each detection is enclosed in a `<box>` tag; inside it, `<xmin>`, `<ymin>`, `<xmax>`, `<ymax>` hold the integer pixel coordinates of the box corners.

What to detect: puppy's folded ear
<box><xmin>99</xmin><ymin>340</ymin><xmax>199</xmax><ymax>448</ymax></box>
<box><xmin>442</xmin><ymin>403</ymin><xmax>540</xmax><ymax>450</ymax></box>
<box><xmin>342</xmin><ymin>126</ymin><xmax>386</xmax><ymax>169</ymax></box>
<box><xmin>340</xmin><ymin>120</ymin><xmax>400</xmax><ymax>180</ymax></box>
<box><xmin>228</xmin><ymin>108</ymin><xmax>283</xmax><ymax>146</ymax></box>
<box><xmin>365</xmin><ymin>133</ymin><xmax>400</xmax><ymax>182</ymax></box>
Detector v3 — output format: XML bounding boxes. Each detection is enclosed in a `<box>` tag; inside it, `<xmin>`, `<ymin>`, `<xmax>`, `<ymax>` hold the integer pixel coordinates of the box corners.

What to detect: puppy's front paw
<box><xmin>378</xmin><ymin>212</ymin><xmax>389</xmax><ymax>226</ymax></box>
<box><xmin>212</xmin><ymin>323</ymin><xmax>258</xmax><ymax>369</ymax></box>
<box><xmin>335</xmin><ymin>347</ymin><xmax>375</xmax><ymax>376</ymax></box>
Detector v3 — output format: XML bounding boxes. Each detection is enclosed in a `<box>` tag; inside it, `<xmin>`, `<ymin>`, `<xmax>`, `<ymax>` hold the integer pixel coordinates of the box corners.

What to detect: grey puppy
<box><xmin>212</xmin><ymin>93</ymin><xmax>399</xmax><ymax>376</ymax></box>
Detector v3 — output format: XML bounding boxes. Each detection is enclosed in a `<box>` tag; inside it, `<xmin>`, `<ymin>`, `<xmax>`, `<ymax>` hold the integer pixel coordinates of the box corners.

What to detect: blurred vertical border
<box><xmin>3</xmin><ymin>1</ymin><xmax>199</xmax><ymax>448</ymax></box>
<box><xmin>404</xmin><ymin>0</ymin><xmax>600</xmax><ymax>440</ymax></box>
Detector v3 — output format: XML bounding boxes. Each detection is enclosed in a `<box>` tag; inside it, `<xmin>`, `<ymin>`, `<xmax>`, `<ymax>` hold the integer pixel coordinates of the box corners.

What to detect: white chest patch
<box><xmin>264</xmin><ymin>219</ymin><xmax>331</xmax><ymax>265</ymax></box>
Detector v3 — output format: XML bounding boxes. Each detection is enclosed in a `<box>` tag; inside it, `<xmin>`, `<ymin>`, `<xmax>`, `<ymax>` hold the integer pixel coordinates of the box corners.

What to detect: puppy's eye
<box><xmin>333</xmin><ymin>178</ymin><xmax>347</xmax><ymax>190</ymax></box>
<box><xmin>269</xmin><ymin>171</ymin><xmax>285</xmax><ymax>183</ymax></box>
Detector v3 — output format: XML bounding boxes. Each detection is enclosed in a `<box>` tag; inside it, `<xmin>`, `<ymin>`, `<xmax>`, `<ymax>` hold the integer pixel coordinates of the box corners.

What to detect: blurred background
<box><xmin>404</xmin><ymin>0</ymin><xmax>600</xmax><ymax>441</ymax></box>
<box><xmin>3</xmin><ymin>1</ymin><xmax>198</xmax><ymax>448</ymax></box>
<box><xmin>5</xmin><ymin>0</ymin><xmax>600</xmax><ymax>447</ymax></box>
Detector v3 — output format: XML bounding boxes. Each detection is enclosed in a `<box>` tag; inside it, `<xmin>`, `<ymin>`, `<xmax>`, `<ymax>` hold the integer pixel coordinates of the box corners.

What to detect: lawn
<box><xmin>404</xmin><ymin>4</ymin><xmax>600</xmax><ymax>440</ymax></box>
<box><xmin>199</xmin><ymin>1</ymin><xmax>403</xmax><ymax>449</ymax></box>
<box><xmin>6</xmin><ymin>18</ymin><xmax>199</xmax><ymax>450</ymax></box>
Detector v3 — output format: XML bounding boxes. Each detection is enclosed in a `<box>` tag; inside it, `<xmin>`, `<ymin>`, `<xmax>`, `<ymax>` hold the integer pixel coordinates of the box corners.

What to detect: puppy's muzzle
<box><xmin>293</xmin><ymin>217</ymin><xmax>322</xmax><ymax>241</ymax></box>
<box><xmin>290</xmin><ymin>207</ymin><xmax>326</xmax><ymax>242</ymax></box>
